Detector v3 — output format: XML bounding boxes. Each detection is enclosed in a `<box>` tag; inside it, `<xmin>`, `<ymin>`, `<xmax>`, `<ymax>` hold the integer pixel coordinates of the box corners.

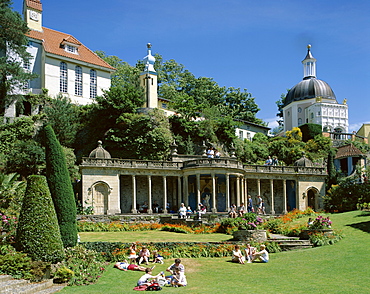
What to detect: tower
<box><xmin>283</xmin><ymin>45</ymin><xmax>348</xmax><ymax>133</ymax></box>
<box><xmin>23</xmin><ymin>0</ymin><xmax>43</xmax><ymax>32</ymax></box>
<box><xmin>139</xmin><ymin>43</ymin><xmax>158</xmax><ymax>109</ymax></box>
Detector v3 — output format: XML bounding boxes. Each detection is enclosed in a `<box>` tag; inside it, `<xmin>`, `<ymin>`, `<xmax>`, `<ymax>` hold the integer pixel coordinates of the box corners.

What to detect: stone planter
<box><xmin>299</xmin><ymin>229</ymin><xmax>333</xmax><ymax>240</ymax></box>
<box><xmin>232</xmin><ymin>229</ymin><xmax>267</xmax><ymax>242</ymax></box>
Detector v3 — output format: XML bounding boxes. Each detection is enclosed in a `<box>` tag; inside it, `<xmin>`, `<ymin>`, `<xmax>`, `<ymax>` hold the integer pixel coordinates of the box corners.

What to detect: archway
<box><xmin>306</xmin><ymin>187</ymin><xmax>319</xmax><ymax>211</ymax></box>
<box><xmin>92</xmin><ymin>182</ymin><xmax>110</xmax><ymax>215</ymax></box>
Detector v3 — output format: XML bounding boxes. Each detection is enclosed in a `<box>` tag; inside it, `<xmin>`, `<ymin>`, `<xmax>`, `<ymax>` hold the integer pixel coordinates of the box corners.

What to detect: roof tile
<box><xmin>27</xmin><ymin>27</ymin><xmax>115</xmax><ymax>71</ymax></box>
<box><xmin>335</xmin><ymin>144</ymin><xmax>364</xmax><ymax>159</ymax></box>
<box><xmin>26</xmin><ymin>0</ymin><xmax>43</xmax><ymax>12</ymax></box>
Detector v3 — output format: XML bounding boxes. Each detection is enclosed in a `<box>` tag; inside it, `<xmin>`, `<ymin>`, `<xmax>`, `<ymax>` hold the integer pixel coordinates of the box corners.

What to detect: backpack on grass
<box><xmin>146</xmin><ymin>282</ymin><xmax>162</xmax><ymax>291</ymax></box>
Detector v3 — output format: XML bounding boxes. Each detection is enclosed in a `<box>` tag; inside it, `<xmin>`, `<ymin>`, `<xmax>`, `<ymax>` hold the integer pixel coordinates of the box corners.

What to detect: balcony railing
<box><xmin>81</xmin><ymin>157</ymin><xmax>326</xmax><ymax>175</ymax></box>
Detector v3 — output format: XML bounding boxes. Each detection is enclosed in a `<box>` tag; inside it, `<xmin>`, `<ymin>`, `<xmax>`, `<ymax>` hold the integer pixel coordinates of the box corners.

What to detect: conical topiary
<box><xmin>15</xmin><ymin>175</ymin><xmax>65</xmax><ymax>263</ymax></box>
<box><xmin>43</xmin><ymin>124</ymin><xmax>77</xmax><ymax>247</ymax></box>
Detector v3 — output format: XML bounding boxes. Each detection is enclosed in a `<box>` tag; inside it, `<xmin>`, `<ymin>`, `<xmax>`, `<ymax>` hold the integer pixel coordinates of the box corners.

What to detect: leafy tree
<box><xmin>275</xmin><ymin>92</ymin><xmax>287</xmax><ymax>127</ymax></box>
<box><xmin>43</xmin><ymin>94</ymin><xmax>80</xmax><ymax>148</ymax></box>
<box><xmin>300</xmin><ymin>123</ymin><xmax>323</xmax><ymax>142</ymax></box>
<box><xmin>0</xmin><ymin>172</ymin><xmax>25</xmax><ymax>212</ymax></box>
<box><xmin>42</xmin><ymin>124</ymin><xmax>77</xmax><ymax>248</ymax></box>
<box><xmin>15</xmin><ymin>175</ymin><xmax>65</xmax><ymax>263</ymax></box>
<box><xmin>0</xmin><ymin>0</ymin><xmax>37</xmax><ymax>113</ymax></box>
<box><xmin>105</xmin><ymin>108</ymin><xmax>173</xmax><ymax>160</ymax></box>
<box><xmin>326</xmin><ymin>148</ymin><xmax>338</xmax><ymax>191</ymax></box>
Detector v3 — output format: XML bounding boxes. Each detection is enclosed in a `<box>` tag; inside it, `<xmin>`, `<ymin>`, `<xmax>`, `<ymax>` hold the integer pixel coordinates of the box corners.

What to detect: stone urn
<box><xmin>299</xmin><ymin>229</ymin><xmax>334</xmax><ymax>240</ymax></box>
<box><xmin>232</xmin><ymin>229</ymin><xmax>267</xmax><ymax>243</ymax></box>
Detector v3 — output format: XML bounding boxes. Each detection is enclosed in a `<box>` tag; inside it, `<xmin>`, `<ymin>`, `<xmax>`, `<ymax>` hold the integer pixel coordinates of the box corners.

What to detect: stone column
<box><xmin>244</xmin><ymin>178</ymin><xmax>248</xmax><ymax>204</ymax></box>
<box><xmin>226</xmin><ymin>173</ymin><xmax>230</xmax><ymax>210</ymax></box>
<box><xmin>236</xmin><ymin>176</ymin><xmax>240</xmax><ymax>207</ymax></box>
<box><xmin>211</xmin><ymin>173</ymin><xmax>217</xmax><ymax>213</ymax></box>
<box><xmin>147</xmin><ymin>175</ymin><xmax>152</xmax><ymax>214</ymax></box>
<box><xmin>183</xmin><ymin>175</ymin><xmax>188</xmax><ymax>209</ymax></box>
<box><xmin>163</xmin><ymin>176</ymin><xmax>168</xmax><ymax>213</ymax></box>
<box><xmin>196</xmin><ymin>173</ymin><xmax>201</xmax><ymax>207</ymax></box>
<box><xmin>296</xmin><ymin>180</ymin><xmax>301</xmax><ymax>210</ymax></box>
<box><xmin>257</xmin><ymin>179</ymin><xmax>261</xmax><ymax>196</ymax></box>
<box><xmin>270</xmin><ymin>179</ymin><xmax>275</xmax><ymax>215</ymax></box>
<box><xmin>241</xmin><ymin>177</ymin><xmax>245</xmax><ymax>206</ymax></box>
<box><xmin>282</xmin><ymin>180</ymin><xmax>287</xmax><ymax>214</ymax></box>
<box><xmin>177</xmin><ymin>176</ymin><xmax>183</xmax><ymax>207</ymax></box>
<box><xmin>131</xmin><ymin>175</ymin><xmax>137</xmax><ymax>213</ymax></box>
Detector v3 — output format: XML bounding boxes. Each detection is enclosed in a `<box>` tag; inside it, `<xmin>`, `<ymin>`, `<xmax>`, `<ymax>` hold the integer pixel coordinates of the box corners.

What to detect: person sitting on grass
<box><xmin>244</xmin><ymin>243</ymin><xmax>256</xmax><ymax>263</ymax></box>
<box><xmin>251</xmin><ymin>244</ymin><xmax>269</xmax><ymax>263</ymax></box>
<box><xmin>114</xmin><ymin>260</ymin><xmax>152</xmax><ymax>272</ymax></box>
<box><xmin>137</xmin><ymin>268</ymin><xmax>161</xmax><ymax>286</ymax></box>
<box><xmin>232</xmin><ymin>245</ymin><xmax>245</xmax><ymax>264</ymax></box>
<box><xmin>171</xmin><ymin>266</ymin><xmax>187</xmax><ymax>287</ymax></box>
<box><xmin>167</xmin><ymin>258</ymin><xmax>185</xmax><ymax>274</ymax></box>
<box><xmin>138</xmin><ymin>246</ymin><xmax>150</xmax><ymax>265</ymax></box>
<box><xmin>152</xmin><ymin>250</ymin><xmax>164</xmax><ymax>264</ymax></box>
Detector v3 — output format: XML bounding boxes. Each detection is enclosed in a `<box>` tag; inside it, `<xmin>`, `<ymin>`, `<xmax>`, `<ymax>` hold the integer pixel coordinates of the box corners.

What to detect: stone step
<box><xmin>0</xmin><ymin>278</ymin><xmax>29</xmax><ymax>293</ymax></box>
<box><xmin>0</xmin><ymin>278</ymin><xmax>65</xmax><ymax>294</ymax></box>
<box><xmin>0</xmin><ymin>275</ymin><xmax>13</xmax><ymax>282</ymax></box>
<box><xmin>268</xmin><ymin>238</ymin><xmax>312</xmax><ymax>250</ymax></box>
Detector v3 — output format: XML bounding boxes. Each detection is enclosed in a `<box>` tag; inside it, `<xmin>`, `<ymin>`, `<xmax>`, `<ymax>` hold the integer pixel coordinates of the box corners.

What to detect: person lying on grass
<box><xmin>114</xmin><ymin>260</ymin><xmax>155</xmax><ymax>272</ymax></box>
<box><xmin>251</xmin><ymin>244</ymin><xmax>269</xmax><ymax>263</ymax></box>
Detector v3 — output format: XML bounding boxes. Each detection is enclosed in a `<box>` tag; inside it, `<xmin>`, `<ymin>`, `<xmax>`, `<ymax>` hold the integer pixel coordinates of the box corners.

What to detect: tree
<box><xmin>15</xmin><ymin>175</ymin><xmax>65</xmax><ymax>263</ymax></box>
<box><xmin>105</xmin><ymin>108</ymin><xmax>173</xmax><ymax>160</ymax></box>
<box><xmin>42</xmin><ymin>124</ymin><xmax>77</xmax><ymax>248</ymax></box>
<box><xmin>43</xmin><ymin>94</ymin><xmax>80</xmax><ymax>148</ymax></box>
<box><xmin>275</xmin><ymin>92</ymin><xmax>287</xmax><ymax>127</ymax></box>
<box><xmin>0</xmin><ymin>172</ymin><xmax>25</xmax><ymax>212</ymax></box>
<box><xmin>0</xmin><ymin>0</ymin><xmax>37</xmax><ymax>112</ymax></box>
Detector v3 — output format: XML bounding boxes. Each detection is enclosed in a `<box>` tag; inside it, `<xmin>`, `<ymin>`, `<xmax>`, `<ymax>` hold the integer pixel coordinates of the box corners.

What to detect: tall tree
<box><xmin>0</xmin><ymin>0</ymin><xmax>37</xmax><ymax>112</ymax></box>
<box><xmin>42</xmin><ymin>124</ymin><xmax>77</xmax><ymax>248</ymax></box>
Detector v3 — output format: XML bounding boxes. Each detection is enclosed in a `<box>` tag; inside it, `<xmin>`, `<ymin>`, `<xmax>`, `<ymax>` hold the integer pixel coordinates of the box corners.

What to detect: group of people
<box><xmin>207</xmin><ymin>147</ymin><xmax>221</xmax><ymax>158</ymax></box>
<box><xmin>229</xmin><ymin>195</ymin><xmax>265</xmax><ymax>218</ymax></box>
<box><xmin>264</xmin><ymin>156</ymin><xmax>278</xmax><ymax>166</ymax></box>
<box><xmin>115</xmin><ymin>256</ymin><xmax>187</xmax><ymax>288</ymax></box>
<box><xmin>179</xmin><ymin>203</ymin><xmax>206</xmax><ymax>219</ymax></box>
<box><xmin>232</xmin><ymin>244</ymin><xmax>269</xmax><ymax>264</ymax></box>
<box><xmin>128</xmin><ymin>243</ymin><xmax>164</xmax><ymax>265</ymax></box>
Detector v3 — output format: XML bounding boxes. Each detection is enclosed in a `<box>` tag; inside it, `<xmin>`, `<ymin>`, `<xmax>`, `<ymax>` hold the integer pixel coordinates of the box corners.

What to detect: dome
<box><xmin>89</xmin><ymin>141</ymin><xmax>111</xmax><ymax>159</ymax></box>
<box><xmin>294</xmin><ymin>155</ymin><xmax>313</xmax><ymax>167</ymax></box>
<box><xmin>284</xmin><ymin>77</ymin><xmax>337</xmax><ymax>107</ymax></box>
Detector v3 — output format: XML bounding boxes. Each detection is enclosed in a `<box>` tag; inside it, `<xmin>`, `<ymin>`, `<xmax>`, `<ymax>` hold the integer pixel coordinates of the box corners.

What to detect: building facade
<box><xmin>283</xmin><ymin>45</ymin><xmax>348</xmax><ymax>134</ymax></box>
<box><xmin>6</xmin><ymin>0</ymin><xmax>115</xmax><ymax>119</ymax></box>
<box><xmin>80</xmin><ymin>143</ymin><xmax>326</xmax><ymax>215</ymax></box>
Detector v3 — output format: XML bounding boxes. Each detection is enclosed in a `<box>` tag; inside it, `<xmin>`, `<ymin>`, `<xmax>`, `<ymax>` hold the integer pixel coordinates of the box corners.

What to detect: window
<box><xmin>65</xmin><ymin>45</ymin><xmax>77</xmax><ymax>54</ymax></box>
<box><xmin>298</xmin><ymin>107</ymin><xmax>302</xmax><ymax>113</ymax></box>
<box><xmin>90</xmin><ymin>69</ymin><xmax>97</xmax><ymax>98</ymax></box>
<box><xmin>298</xmin><ymin>118</ymin><xmax>302</xmax><ymax>125</ymax></box>
<box><xmin>239</xmin><ymin>130</ymin><xmax>244</xmax><ymax>140</ymax></box>
<box><xmin>75</xmin><ymin>66</ymin><xmax>82</xmax><ymax>96</ymax></box>
<box><xmin>161</xmin><ymin>103</ymin><xmax>167</xmax><ymax>109</ymax></box>
<box><xmin>23</xmin><ymin>60</ymin><xmax>30</xmax><ymax>71</ymax></box>
<box><xmin>60</xmin><ymin>62</ymin><xmax>67</xmax><ymax>93</ymax></box>
<box><xmin>247</xmin><ymin>132</ymin><xmax>251</xmax><ymax>141</ymax></box>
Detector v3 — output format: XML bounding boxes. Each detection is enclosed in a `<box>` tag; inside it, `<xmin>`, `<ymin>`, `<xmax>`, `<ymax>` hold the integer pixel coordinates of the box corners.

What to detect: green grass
<box><xmin>61</xmin><ymin>211</ymin><xmax>370</xmax><ymax>294</ymax></box>
<box><xmin>79</xmin><ymin>231</ymin><xmax>232</xmax><ymax>243</ymax></box>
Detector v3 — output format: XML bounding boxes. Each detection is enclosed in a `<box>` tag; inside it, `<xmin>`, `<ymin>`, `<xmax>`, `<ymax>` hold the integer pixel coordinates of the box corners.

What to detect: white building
<box><xmin>283</xmin><ymin>45</ymin><xmax>348</xmax><ymax>134</ymax></box>
<box><xmin>5</xmin><ymin>0</ymin><xmax>115</xmax><ymax>119</ymax></box>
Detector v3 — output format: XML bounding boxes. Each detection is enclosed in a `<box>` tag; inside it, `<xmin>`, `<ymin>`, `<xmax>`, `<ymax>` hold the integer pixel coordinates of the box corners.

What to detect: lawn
<box><xmin>61</xmin><ymin>211</ymin><xmax>370</xmax><ymax>294</ymax></box>
<box><xmin>79</xmin><ymin>231</ymin><xmax>232</xmax><ymax>243</ymax></box>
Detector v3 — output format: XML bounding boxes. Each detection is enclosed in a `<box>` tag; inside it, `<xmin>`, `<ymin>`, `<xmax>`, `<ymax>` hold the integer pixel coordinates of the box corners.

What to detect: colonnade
<box><xmin>129</xmin><ymin>173</ymin><xmax>289</xmax><ymax>215</ymax></box>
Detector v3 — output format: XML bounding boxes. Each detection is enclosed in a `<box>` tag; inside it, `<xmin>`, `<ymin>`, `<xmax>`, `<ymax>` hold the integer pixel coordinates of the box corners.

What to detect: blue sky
<box><xmin>14</xmin><ymin>0</ymin><xmax>370</xmax><ymax>131</ymax></box>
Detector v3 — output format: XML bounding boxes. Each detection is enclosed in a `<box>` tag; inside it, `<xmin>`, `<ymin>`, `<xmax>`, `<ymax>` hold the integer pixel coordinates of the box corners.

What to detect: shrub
<box><xmin>43</xmin><ymin>124</ymin><xmax>77</xmax><ymax>247</ymax></box>
<box><xmin>58</xmin><ymin>245</ymin><xmax>106</xmax><ymax>286</ymax></box>
<box><xmin>53</xmin><ymin>266</ymin><xmax>74</xmax><ymax>284</ymax></box>
<box><xmin>0</xmin><ymin>251</ymin><xmax>32</xmax><ymax>279</ymax></box>
<box><xmin>309</xmin><ymin>230</ymin><xmax>343</xmax><ymax>247</ymax></box>
<box><xmin>15</xmin><ymin>175</ymin><xmax>65</xmax><ymax>263</ymax></box>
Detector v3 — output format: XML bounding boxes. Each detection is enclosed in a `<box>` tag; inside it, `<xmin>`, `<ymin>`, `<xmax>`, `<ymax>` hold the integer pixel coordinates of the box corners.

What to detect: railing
<box><xmin>243</xmin><ymin>165</ymin><xmax>326</xmax><ymax>175</ymax></box>
<box><xmin>323</xmin><ymin>132</ymin><xmax>367</xmax><ymax>146</ymax></box>
<box><xmin>80</xmin><ymin>158</ymin><xmax>182</xmax><ymax>169</ymax></box>
<box><xmin>182</xmin><ymin>158</ymin><xmax>244</xmax><ymax>169</ymax></box>
<box><xmin>81</xmin><ymin>157</ymin><xmax>326</xmax><ymax>175</ymax></box>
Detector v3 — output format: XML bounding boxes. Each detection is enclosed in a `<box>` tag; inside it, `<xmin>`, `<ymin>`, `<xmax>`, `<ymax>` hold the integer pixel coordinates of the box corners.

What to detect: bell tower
<box><xmin>139</xmin><ymin>43</ymin><xmax>158</xmax><ymax>109</ymax></box>
<box><xmin>23</xmin><ymin>0</ymin><xmax>43</xmax><ymax>32</ymax></box>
